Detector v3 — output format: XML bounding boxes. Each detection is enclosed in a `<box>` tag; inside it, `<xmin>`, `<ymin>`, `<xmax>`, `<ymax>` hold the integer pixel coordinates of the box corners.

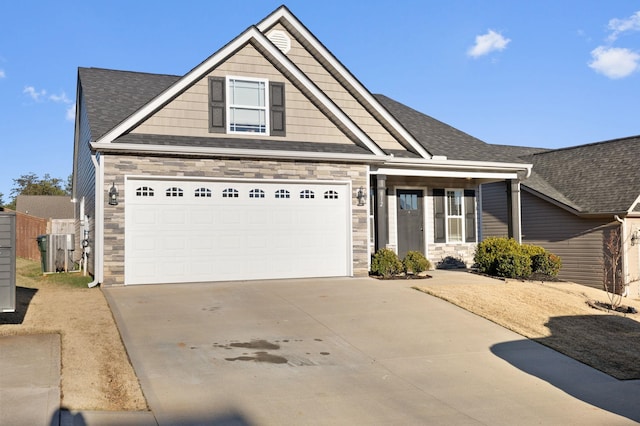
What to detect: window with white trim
<box><xmin>166</xmin><ymin>187</ymin><xmax>184</xmax><ymax>197</ymax></box>
<box><xmin>136</xmin><ymin>186</ymin><xmax>154</xmax><ymax>197</ymax></box>
<box><xmin>446</xmin><ymin>190</ymin><xmax>464</xmax><ymax>242</ymax></box>
<box><xmin>249</xmin><ymin>189</ymin><xmax>265</xmax><ymax>198</ymax></box>
<box><xmin>227</xmin><ymin>77</ymin><xmax>267</xmax><ymax>134</ymax></box>
<box><xmin>222</xmin><ymin>188</ymin><xmax>239</xmax><ymax>198</ymax></box>
<box><xmin>275</xmin><ymin>189</ymin><xmax>290</xmax><ymax>199</ymax></box>
<box><xmin>194</xmin><ymin>188</ymin><xmax>212</xmax><ymax>198</ymax></box>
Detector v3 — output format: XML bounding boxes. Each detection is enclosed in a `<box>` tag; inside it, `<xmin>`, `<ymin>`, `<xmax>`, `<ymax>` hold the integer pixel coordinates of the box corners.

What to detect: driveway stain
<box><xmin>225</xmin><ymin>351</ymin><xmax>288</xmax><ymax>364</ymax></box>
<box><xmin>229</xmin><ymin>340</ymin><xmax>280</xmax><ymax>350</ymax></box>
<box><xmin>214</xmin><ymin>338</ymin><xmax>331</xmax><ymax>365</ymax></box>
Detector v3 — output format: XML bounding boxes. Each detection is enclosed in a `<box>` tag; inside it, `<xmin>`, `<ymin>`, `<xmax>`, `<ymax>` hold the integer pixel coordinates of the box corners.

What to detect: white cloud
<box><xmin>66</xmin><ymin>103</ymin><xmax>76</xmax><ymax>121</ymax></box>
<box><xmin>589</xmin><ymin>46</ymin><xmax>640</xmax><ymax>79</ymax></box>
<box><xmin>0</xmin><ymin>69</ymin><xmax>5</xmax><ymax>79</ymax></box>
<box><xmin>23</xmin><ymin>86</ymin><xmax>47</xmax><ymax>101</ymax></box>
<box><xmin>607</xmin><ymin>10</ymin><xmax>640</xmax><ymax>42</ymax></box>
<box><xmin>468</xmin><ymin>29</ymin><xmax>511</xmax><ymax>58</ymax></box>
<box><xmin>49</xmin><ymin>91</ymin><xmax>71</xmax><ymax>104</ymax></box>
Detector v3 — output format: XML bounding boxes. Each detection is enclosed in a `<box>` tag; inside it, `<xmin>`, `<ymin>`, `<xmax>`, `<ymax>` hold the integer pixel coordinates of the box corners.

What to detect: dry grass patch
<box><xmin>416</xmin><ymin>275</ymin><xmax>640</xmax><ymax>380</ymax></box>
<box><xmin>0</xmin><ymin>258</ymin><xmax>147</xmax><ymax>411</ymax></box>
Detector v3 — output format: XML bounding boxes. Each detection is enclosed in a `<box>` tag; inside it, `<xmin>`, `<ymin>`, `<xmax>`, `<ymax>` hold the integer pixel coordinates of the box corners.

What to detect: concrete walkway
<box><xmin>104</xmin><ymin>272</ymin><xmax>640</xmax><ymax>425</ymax></box>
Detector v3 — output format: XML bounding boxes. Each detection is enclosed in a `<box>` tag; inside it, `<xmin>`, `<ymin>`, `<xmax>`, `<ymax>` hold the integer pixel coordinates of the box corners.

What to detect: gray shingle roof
<box><xmin>374</xmin><ymin>94</ymin><xmax>534</xmax><ymax>163</ymax></box>
<box><xmin>521</xmin><ymin>136</ymin><xmax>640</xmax><ymax>214</ymax></box>
<box><xmin>16</xmin><ymin>195</ymin><xmax>74</xmax><ymax>219</ymax></box>
<box><xmin>79</xmin><ymin>67</ymin><xmax>179</xmax><ymax>140</ymax></box>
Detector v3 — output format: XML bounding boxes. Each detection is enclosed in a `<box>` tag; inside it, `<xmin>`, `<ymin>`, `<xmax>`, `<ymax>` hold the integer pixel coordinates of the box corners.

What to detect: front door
<box><xmin>397</xmin><ymin>189</ymin><xmax>424</xmax><ymax>259</ymax></box>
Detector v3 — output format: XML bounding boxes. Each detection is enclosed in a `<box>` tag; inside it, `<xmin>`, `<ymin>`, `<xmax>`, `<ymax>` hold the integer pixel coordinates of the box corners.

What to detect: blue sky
<box><xmin>1</xmin><ymin>1</ymin><xmax>639</xmax><ymax>201</ymax></box>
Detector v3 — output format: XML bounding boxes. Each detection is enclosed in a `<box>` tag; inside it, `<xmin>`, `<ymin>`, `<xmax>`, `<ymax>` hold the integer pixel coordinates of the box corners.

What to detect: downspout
<box><xmin>87</xmin><ymin>153</ymin><xmax>104</xmax><ymax>288</ymax></box>
<box><xmin>614</xmin><ymin>215</ymin><xmax>628</xmax><ymax>297</ymax></box>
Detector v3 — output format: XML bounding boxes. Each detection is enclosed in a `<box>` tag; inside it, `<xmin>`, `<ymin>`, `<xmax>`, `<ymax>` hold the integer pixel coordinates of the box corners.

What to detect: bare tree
<box><xmin>602</xmin><ymin>226</ymin><xmax>639</xmax><ymax>311</ymax></box>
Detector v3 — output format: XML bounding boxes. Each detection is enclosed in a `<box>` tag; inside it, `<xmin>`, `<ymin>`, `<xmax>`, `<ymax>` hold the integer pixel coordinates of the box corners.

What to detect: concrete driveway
<box><xmin>104</xmin><ymin>273</ymin><xmax>640</xmax><ymax>425</ymax></box>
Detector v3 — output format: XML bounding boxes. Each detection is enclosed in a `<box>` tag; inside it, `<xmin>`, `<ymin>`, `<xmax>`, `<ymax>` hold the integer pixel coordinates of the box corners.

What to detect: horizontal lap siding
<box><xmin>521</xmin><ymin>191</ymin><xmax>612</xmax><ymax>289</ymax></box>
<box><xmin>481</xmin><ymin>182</ymin><xmax>509</xmax><ymax>238</ymax></box>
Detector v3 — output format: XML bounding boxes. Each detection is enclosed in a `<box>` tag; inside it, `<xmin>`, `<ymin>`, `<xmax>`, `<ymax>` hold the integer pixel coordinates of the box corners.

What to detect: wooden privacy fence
<box><xmin>15</xmin><ymin>211</ymin><xmax>47</xmax><ymax>261</ymax></box>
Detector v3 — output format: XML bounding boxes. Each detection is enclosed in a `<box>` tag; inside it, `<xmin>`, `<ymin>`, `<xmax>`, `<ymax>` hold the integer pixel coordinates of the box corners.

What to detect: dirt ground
<box><xmin>417</xmin><ymin>274</ymin><xmax>640</xmax><ymax>380</ymax></box>
<box><xmin>0</xmin><ymin>258</ymin><xmax>147</xmax><ymax>411</ymax></box>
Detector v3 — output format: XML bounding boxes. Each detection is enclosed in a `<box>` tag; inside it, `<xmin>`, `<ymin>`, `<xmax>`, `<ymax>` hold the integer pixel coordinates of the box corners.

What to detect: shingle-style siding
<box><xmin>133</xmin><ymin>43</ymin><xmax>356</xmax><ymax>146</ymax></box>
<box><xmin>481</xmin><ymin>182</ymin><xmax>510</xmax><ymax>238</ymax></box>
<box><xmin>74</xmin><ymin>94</ymin><xmax>97</xmax><ymax>275</ymax></box>
<box><xmin>521</xmin><ymin>191</ymin><xmax>612</xmax><ymax>289</ymax></box>
<box><xmin>101</xmin><ymin>155</ymin><xmax>369</xmax><ymax>286</ymax></box>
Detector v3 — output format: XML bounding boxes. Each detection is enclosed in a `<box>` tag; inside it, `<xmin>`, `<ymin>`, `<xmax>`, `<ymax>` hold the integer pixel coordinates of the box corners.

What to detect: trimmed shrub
<box><xmin>403</xmin><ymin>251</ymin><xmax>431</xmax><ymax>275</ymax></box>
<box><xmin>474</xmin><ymin>237</ymin><xmax>521</xmax><ymax>276</ymax></box>
<box><xmin>371</xmin><ymin>248</ymin><xmax>403</xmax><ymax>278</ymax></box>
<box><xmin>495</xmin><ymin>252</ymin><xmax>532</xmax><ymax>279</ymax></box>
<box><xmin>531</xmin><ymin>252</ymin><xmax>562</xmax><ymax>277</ymax></box>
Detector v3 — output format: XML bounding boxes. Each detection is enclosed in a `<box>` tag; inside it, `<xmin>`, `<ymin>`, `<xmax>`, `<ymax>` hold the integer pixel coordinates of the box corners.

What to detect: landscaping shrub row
<box><xmin>370</xmin><ymin>248</ymin><xmax>431</xmax><ymax>278</ymax></box>
<box><xmin>474</xmin><ymin>237</ymin><xmax>561</xmax><ymax>279</ymax></box>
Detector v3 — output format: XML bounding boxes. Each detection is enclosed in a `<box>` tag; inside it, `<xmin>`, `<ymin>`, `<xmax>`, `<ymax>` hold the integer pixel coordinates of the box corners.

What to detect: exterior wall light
<box><xmin>356</xmin><ymin>186</ymin><xmax>366</xmax><ymax>206</ymax></box>
<box><xmin>108</xmin><ymin>182</ymin><xmax>119</xmax><ymax>206</ymax></box>
<box><xmin>631</xmin><ymin>230</ymin><xmax>638</xmax><ymax>246</ymax></box>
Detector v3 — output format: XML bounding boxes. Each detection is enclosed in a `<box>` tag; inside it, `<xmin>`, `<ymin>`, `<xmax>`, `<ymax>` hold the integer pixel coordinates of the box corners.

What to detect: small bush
<box><xmin>403</xmin><ymin>251</ymin><xmax>431</xmax><ymax>275</ymax></box>
<box><xmin>495</xmin><ymin>252</ymin><xmax>532</xmax><ymax>279</ymax></box>
<box><xmin>474</xmin><ymin>237</ymin><xmax>521</xmax><ymax>276</ymax></box>
<box><xmin>371</xmin><ymin>248</ymin><xmax>403</xmax><ymax>278</ymax></box>
<box><xmin>531</xmin><ymin>252</ymin><xmax>562</xmax><ymax>277</ymax></box>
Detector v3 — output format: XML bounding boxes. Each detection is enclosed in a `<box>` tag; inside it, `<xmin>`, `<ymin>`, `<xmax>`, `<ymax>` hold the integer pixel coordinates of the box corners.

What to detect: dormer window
<box><xmin>209</xmin><ymin>76</ymin><xmax>285</xmax><ymax>136</ymax></box>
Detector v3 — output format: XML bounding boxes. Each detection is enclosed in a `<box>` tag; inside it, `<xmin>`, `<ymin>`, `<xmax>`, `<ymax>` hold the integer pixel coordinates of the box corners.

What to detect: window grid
<box><xmin>275</xmin><ymin>189</ymin><xmax>290</xmax><ymax>199</ymax></box>
<box><xmin>166</xmin><ymin>187</ymin><xmax>184</xmax><ymax>197</ymax></box>
<box><xmin>324</xmin><ymin>190</ymin><xmax>339</xmax><ymax>200</ymax></box>
<box><xmin>300</xmin><ymin>190</ymin><xmax>315</xmax><ymax>199</ymax></box>
<box><xmin>446</xmin><ymin>189</ymin><xmax>464</xmax><ymax>242</ymax></box>
<box><xmin>194</xmin><ymin>188</ymin><xmax>212</xmax><ymax>198</ymax></box>
<box><xmin>136</xmin><ymin>186</ymin><xmax>154</xmax><ymax>197</ymax></box>
<box><xmin>249</xmin><ymin>189</ymin><xmax>265</xmax><ymax>198</ymax></box>
<box><xmin>228</xmin><ymin>77</ymin><xmax>267</xmax><ymax>134</ymax></box>
<box><xmin>222</xmin><ymin>188</ymin><xmax>239</xmax><ymax>198</ymax></box>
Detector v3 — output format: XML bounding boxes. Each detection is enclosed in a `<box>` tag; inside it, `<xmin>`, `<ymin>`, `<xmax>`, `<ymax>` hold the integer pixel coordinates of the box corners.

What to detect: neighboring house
<box><xmin>482</xmin><ymin>136</ymin><xmax>640</xmax><ymax>294</ymax></box>
<box><xmin>16</xmin><ymin>195</ymin><xmax>74</xmax><ymax>220</ymax></box>
<box><xmin>72</xmin><ymin>5</ymin><xmax>530</xmax><ymax>286</ymax></box>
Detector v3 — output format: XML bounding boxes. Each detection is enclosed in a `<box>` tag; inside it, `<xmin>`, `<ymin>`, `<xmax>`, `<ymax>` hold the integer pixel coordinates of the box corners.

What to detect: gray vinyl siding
<box><xmin>520</xmin><ymin>190</ymin><xmax>613</xmax><ymax>289</ymax></box>
<box><xmin>481</xmin><ymin>182</ymin><xmax>509</xmax><ymax>238</ymax></box>
<box><xmin>74</xmin><ymin>94</ymin><xmax>96</xmax><ymax>275</ymax></box>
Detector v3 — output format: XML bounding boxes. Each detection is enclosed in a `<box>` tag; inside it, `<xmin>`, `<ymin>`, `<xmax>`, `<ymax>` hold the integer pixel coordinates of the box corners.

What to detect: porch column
<box><xmin>506</xmin><ymin>179</ymin><xmax>522</xmax><ymax>243</ymax></box>
<box><xmin>376</xmin><ymin>174</ymin><xmax>388</xmax><ymax>251</ymax></box>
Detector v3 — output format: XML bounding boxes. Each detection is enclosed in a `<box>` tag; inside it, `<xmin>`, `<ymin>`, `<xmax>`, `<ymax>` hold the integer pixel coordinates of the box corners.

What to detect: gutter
<box><xmin>87</xmin><ymin>153</ymin><xmax>104</xmax><ymax>288</ymax></box>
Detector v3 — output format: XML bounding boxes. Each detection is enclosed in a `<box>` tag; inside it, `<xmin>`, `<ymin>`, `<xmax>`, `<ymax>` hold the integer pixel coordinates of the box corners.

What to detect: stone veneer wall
<box><xmin>428</xmin><ymin>243</ymin><xmax>477</xmax><ymax>269</ymax></box>
<box><xmin>101</xmin><ymin>154</ymin><xmax>369</xmax><ymax>286</ymax></box>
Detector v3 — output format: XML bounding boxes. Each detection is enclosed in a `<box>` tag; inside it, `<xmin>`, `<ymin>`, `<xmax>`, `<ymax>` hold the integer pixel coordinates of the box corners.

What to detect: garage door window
<box><xmin>300</xmin><ymin>190</ymin><xmax>314</xmax><ymax>199</ymax></box>
<box><xmin>136</xmin><ymin>186</ymin><xmax>154</xmax><ymax>197</ymax></box>
<box><xmin>166</xmin><ymin>187</ymin><xmax>184</xmax><ymax>197</ymax></box>
<box><xmin>324</xmin><ymin>190</ymin><xmax>339</xmax><ymax>199</ymax></box>
<box><xmin>275</xmin><ymin>189</ymin><xmax>290</xmax><ymax>199</ymax></box>
<box><xmin>222</xmin><ymin>188</ymin><xmax>239</xmax><ymax>198</ymax></box>
<box><xmin>194</xmin><ymin>188</ymin><xmax>211</xmax><ymax>197</ymax></box>
<box><xmin>249</xmin><ymin>189</ymin><xmax>265</xmax><ymax>198</ymax></box>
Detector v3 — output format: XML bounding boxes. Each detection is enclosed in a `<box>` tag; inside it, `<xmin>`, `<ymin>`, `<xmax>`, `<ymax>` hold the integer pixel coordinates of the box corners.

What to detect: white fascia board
<box><xmin>90</xmin><ymin>141</ymin><xmax>385</xmax><ymax>164</ymax></box>
<box><xmin>373</xmin><ymin>167</ymin><xmax>519</xmax><ymax>180</ymax></box>
<box><xmin>626</xmin><ymin>193</ymin><xmax>640</xmax><ymax>214</ymax></box>
<box><xmin>257</xmin><ymin>8</ymin><xmax>432</xmax><ymax>160</ymax></box>
<box><xmin>250</xmin><ymin>30</ymin><xmax>386</xmax><ymax>156</ymax></box>
<box><xmin>380</xmin><ymin>157</ymin><xmax>532</xmax><ymax>176</ymax></box>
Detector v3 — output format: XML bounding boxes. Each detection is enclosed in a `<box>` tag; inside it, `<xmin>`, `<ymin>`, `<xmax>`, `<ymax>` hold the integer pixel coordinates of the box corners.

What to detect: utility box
<box><xmin>0</xmin><ymin>212</ymin><xmax>16</xmax><ymax>313</ymax></box>
<box><xmin>37</xmin><ymin>234</ymin><xmax>75</xmax><ymax>273</ymax></box>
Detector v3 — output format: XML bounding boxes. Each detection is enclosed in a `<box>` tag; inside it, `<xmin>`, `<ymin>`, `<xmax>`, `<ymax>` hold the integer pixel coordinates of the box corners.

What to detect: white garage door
<box><xmin>124</xmin><ymin>178</ymin><xmax>351</xmax><ymax>285</ymax></box>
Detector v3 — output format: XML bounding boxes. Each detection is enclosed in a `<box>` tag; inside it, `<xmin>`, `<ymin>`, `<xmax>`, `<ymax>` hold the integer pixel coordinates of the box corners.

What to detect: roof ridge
<box><xmin>79</xmin><ymin>66</ymin><xmax>180</xmax><ymax>79</ymax></box>
<box><xmin>532</xmin><ymin>134</ymin><xmax>640</xmax><ymax>156</ymax></box>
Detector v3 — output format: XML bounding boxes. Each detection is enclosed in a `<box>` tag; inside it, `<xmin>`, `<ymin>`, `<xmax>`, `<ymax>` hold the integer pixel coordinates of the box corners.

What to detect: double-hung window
<box><xmin>208</xmin><ymin>76</ymin><xmax>286</xmax><ymax>136</ymax></box>
<box><xmin>433</xmin><ymin>188</ymin><xmax>476</xmax><ymax>243</ymax></box>
<box><xmin>227</xmin><ymin>77</ymin><xmax>267</xmax><ymax>134</ymax></box>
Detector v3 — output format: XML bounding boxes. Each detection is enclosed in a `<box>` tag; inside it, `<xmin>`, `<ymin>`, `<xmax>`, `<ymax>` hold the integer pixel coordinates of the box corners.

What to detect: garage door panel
<box><xmin>125</xmin><ymin>178</ymin><xmax>351</xmax><ymax>285</ymax></box>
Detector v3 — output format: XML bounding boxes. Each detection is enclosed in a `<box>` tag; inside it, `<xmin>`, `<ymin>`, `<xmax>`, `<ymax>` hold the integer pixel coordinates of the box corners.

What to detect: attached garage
<box><xmin>124</xmin><ymin>177</ymin><xmax>352</xmax><ymax>285</ymax></box>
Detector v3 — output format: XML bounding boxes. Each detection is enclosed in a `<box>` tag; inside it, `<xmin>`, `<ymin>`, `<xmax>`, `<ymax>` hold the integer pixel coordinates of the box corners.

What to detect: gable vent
<box><xmin>267</xmin><ymin>30</ymin><xmax>291</xmax><ymax>54</ymax></box>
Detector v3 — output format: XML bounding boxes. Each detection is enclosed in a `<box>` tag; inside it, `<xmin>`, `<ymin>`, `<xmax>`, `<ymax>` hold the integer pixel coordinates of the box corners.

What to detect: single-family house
<box><xmin>482</xmin><ymin>136</ymin><xmax>640</xmax><ymax>295</ymax></box>
<box><xmin>72</xmin><ymin>5</ymin><xmax>531</xmax><ymax>286</ymax></box>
